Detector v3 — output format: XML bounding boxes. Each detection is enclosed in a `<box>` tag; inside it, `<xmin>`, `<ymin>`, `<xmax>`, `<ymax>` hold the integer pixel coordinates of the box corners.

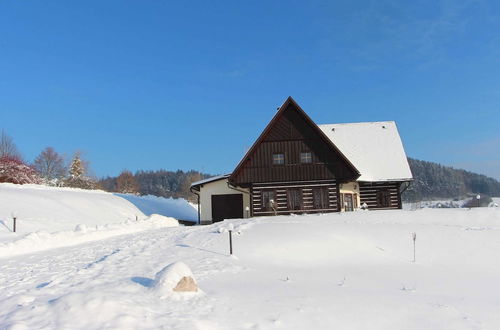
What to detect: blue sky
<box><xmin>1</xmin><ymin>0</ymin><xmax>499</xmax><ymax>179</ymax></box>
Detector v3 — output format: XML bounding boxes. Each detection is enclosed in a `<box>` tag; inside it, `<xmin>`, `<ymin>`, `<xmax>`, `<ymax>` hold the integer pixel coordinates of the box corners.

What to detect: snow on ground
<box><xmin>0</xmin><ymin>184</ymin><xmax>190</xmax><ymax>256</ymax></box>
<box><xmin>1</xmin><ymin>208</ymin><xmax>500</xmax><ymax>329</ymax></box>
<box><xmin>0</xmin><ymin>183</ymin><xmax>146</xmax><ymax>237</ymax></box>
<box><xmin>116</xmin><ymin>193</ymin><xmax>198</xmax><ymax>222</ymax></box>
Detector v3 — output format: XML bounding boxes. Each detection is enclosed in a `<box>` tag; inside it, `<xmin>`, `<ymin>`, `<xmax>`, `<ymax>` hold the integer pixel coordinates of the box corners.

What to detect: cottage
<box><xmin>191</xmin><ymin>97</ymin><xmax>413</xmax><ymax>224</ymax></box>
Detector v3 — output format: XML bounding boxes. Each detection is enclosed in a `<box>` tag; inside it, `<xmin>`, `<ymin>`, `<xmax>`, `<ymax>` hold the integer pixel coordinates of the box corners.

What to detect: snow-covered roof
<box><xmin>319</xmin><ymin>121</ymin><xmax>413</xmax><ymax>182</ymax></box>
<box><xmin>190</xmin><ymin>174</ymin><xmax>230</xmax><ymax>188</ymax></box>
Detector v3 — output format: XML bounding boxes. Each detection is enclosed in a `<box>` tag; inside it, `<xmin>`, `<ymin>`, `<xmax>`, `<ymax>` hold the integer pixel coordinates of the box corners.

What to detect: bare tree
<box><xmin>0</xmin><ymin>130</ymin><xmax>21</xmax><ymax>159</ymax></box>
<box><xmin>116</xmin><ymin>170</ymin><xmax>139</xmax><ymax>194</ymax></box>
<box><xmin>33</xmin><ymin>147</ymin><xmax>67</xmax><ymax>181</ymax></box>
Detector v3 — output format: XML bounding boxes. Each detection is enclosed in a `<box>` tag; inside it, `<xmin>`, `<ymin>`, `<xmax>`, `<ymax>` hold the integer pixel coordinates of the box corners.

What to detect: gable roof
<box><xmin>229</xmin><ymin>96</ymin><xmax>360</xmax><ymax>184</ymax></box>
<box><xmin>319</xmin><ymin>121</ymin><xmax>413</xmax><ymax>182</ymax></box>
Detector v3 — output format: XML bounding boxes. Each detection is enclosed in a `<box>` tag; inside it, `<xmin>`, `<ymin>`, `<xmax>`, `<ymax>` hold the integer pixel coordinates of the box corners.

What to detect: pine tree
<box><xmin>64</xmin><ymin>153</ymin><xmax>97</xmax><ymax>190</ymax></box>
<box><xmin>69</xmin><ymin>154</ymin><xmax>85</xmax><ymax>178</ymax></box>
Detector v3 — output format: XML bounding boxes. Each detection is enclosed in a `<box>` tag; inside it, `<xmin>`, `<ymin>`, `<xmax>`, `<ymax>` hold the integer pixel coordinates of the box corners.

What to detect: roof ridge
<box><xmin>319</xmin><ymin>120</ymin><xmax>396</xmax><ymax>126</ymax></box>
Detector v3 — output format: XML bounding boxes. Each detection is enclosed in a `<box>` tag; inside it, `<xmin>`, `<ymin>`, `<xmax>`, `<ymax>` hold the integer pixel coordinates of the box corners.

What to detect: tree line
<box><xmin>99</xmin><ymin>170</ymin><xmax>210</xmax><ymax>202</ymax></box>
<box><xmin>0</xmin><ymin>129</ymin><xmax>210</xmax><ymax>201</ymax></box>
<box><xmin>0</xmin><ymin>130</ymin><xmax>97</xmax><ymax>189</ymax></box>
<box><xmin>403</xmin><ymin>158</ymin><xmax>500</xmax><ymax>201</ymax></box>
<box><xmin>2</xmin><ymin>129</ymin><xmax>499</xmax><ymax>202</ymax></box>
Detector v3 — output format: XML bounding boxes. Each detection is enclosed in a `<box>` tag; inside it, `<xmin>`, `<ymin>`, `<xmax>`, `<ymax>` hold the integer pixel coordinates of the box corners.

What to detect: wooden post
<box><xmin>13</xmin><ymin>217</ymin><xmax>16</xmax><ymax>233</ymax></box>
<box><xmin>412</xmin><ymin>232</ymin><xmax>416</xmax><ymax>262</ymax></box>
<box><xmin>229</xmin><ymin>230</ymin><xmax>233</xmax><ymax>255</ymax></box>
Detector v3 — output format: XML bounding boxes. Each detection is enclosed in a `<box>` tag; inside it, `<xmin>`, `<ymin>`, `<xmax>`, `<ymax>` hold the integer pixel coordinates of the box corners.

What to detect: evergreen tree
<box><xmin>64</xmin><ymin>153</ymin><xmax>97</xmax><ymax>190</ymax></box>
<box><xmin>69</xmin><ymin>154</ymin><xmax>85</xmax><ymax>178</ymax></box>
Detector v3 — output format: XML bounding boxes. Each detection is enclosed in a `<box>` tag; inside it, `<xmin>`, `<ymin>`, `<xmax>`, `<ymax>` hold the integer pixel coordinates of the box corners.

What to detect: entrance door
<box><xmin>211</xmin><ymin>194</ymin><xmax>243</xmax><ymax>222</ymax></box>
<box><xmin>343</xmin><ymin>193</ymin><xmax>354</xmax><ymax>212</ymax></box>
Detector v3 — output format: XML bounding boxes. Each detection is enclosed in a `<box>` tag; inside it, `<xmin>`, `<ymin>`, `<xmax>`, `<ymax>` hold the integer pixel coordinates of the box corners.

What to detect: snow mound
<box><xmin>152</xmin><ymin>262</ymin><xmax>198</xmax><ymax>297</ymax></box>
<box><xmin>144</xmin><ymin>214</ymin><xmax>180</xmax><ymax>226</ymax></box>
<box><xmin>0</xmin><ymin>183</ymin><xmax>145</xmax><ymax>240</ymax></box>
<box><xmin>116</xmin><ymin>193</ymin><xmax>198</xmax><ymax>222</ymax></box>
<box><xmin>0</xmin><ymin>216</ymin><xmax>178</xmax><ymax>258</ymax></box>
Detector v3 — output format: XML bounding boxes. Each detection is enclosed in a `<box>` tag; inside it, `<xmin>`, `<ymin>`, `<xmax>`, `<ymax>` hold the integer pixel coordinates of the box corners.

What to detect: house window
<box><xmin>313</xmin><ymin>187</ymin><xmax>328</xmax><ymax>209</ymax></box>
<box><xmin>300</xmin><ymin>152</ymin><xmax>312</xmax><ymax>164</ymax></box>
<box><xmin>272</xmin><ymin>153</ymin><xmax>285</xmax><ymax>165</ymax></box>
<box><xmin>377</xmin><ymin>189</ymin><xmax>391</xmax><ymax>207</ymax></box>
<box><xmin>287</xmin><ymin>189</ymin><xmax>302</xmax><ymax>211</ymax></box>
<box><xmin>262</xmin><ymin>190</ymin><xmax>276</xmax><ymax>211</ymax></box>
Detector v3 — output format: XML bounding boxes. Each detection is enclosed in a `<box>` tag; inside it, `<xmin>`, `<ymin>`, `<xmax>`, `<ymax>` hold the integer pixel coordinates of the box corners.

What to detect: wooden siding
<box><xmin>251</xmin><ymin>180</ymin><xmax>339</xmax><ymax>216</ymax></box>
<box><xmin>231</xmin><ymin>101</ymin><xmax>358</xmax><ymax>186</ymax></box>
<box><xmin>359</xmin><ymin>182</ymin><xmax>402</xmax><ymax>210</ymax></box>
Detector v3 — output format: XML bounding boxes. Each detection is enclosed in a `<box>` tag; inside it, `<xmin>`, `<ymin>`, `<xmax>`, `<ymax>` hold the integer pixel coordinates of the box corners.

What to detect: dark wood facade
<box><xmin>359</xmin><ymin>181</ymin><xmax>402</xmax><ymax>210</ymax></box>
<box><xmin>230</xmin><ymin>97</ymin><xmax>359</xmax><ymax>187</ymax></box>
<box><xmin>251</xmin><ymin>180</ymin><xmax>339</xmax><ymax>216</ymax></box>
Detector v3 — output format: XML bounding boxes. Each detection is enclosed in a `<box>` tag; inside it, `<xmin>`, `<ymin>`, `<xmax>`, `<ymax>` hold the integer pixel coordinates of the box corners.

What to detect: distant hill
<box><xmin>403</xmin><ymin>158</ymin><xmax>500</xmax><ymax>202</ymax></box>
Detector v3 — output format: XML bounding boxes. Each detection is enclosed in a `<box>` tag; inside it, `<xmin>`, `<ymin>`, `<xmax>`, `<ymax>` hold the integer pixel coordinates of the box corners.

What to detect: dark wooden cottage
<box><xmin>191</xmin><ymin>97</ymin><xmax>413</xmax><ymax>223</ymax></box>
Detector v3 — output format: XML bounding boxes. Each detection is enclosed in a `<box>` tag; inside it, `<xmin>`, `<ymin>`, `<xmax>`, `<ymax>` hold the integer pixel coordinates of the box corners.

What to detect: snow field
<box><xmin>1</xmin><ymin>208</ymin><xmax>499</xmax><ymax>329</ymax></box>
<box><xmin>0</xmin><ymin>183</ymin><xmax>197</xmax><ymax>256</ymax></box>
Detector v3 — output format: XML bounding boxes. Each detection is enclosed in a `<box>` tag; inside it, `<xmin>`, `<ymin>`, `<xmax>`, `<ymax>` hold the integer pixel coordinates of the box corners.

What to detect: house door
<box><xmin>211</xmin><ymin>194</ymin><xmax>243</xmax><ymax>222</ymax></box>
<box><xmin>343</xmin><ymin>193</ymin><xmax>354</xmax><ymax>212</ymax></box>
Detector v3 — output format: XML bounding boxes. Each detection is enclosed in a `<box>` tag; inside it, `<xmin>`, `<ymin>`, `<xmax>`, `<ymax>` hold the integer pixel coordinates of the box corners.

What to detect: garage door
<box><xmin>211</xmin><ymin>194</ymin><xmax>243</xmax><ymax>222</ymax></box>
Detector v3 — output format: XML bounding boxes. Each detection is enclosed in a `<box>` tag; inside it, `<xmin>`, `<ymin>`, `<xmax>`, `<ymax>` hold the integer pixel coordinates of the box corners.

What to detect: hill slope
<box><xmin>404</xmin><ymin>158</ymin><xmax>500</xmax><ymax>201</ymax></box>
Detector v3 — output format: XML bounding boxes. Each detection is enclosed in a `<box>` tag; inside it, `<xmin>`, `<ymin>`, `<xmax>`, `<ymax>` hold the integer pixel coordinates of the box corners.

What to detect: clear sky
<box><xmin>1</xmin><ymin>1</ymin><xmax>499</xmax><ymax>179</ymax></box>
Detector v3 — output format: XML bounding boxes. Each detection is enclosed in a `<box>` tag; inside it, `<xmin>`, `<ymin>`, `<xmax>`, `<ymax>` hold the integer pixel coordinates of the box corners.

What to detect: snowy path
<box><xmin>0</xmin><ymin>225</ymin><xmax>235</xmax><ymax>329</ymax></box>
<box><xmin>1</xmin><ymin>209</ymin><xmax>500</xmax><ymax>329</ymax></box>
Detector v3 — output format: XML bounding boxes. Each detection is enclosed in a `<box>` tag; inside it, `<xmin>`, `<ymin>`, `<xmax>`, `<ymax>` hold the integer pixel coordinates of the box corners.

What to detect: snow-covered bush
<box><xmin>63</xmin><ymin>176</ymin><xmax>99</xmax><ymax>190</ymax></box>
<box><xmin>0</xmin><ymin>156</ymin><xmax>41</xmax><ymax>184</ymax></box>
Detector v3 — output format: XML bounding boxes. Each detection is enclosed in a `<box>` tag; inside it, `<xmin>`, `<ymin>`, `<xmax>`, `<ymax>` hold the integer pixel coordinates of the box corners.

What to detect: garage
<box><xmin>211</xmin><ymin>194</ymin><xmax>243</xmax><ymax>222</ymax></box>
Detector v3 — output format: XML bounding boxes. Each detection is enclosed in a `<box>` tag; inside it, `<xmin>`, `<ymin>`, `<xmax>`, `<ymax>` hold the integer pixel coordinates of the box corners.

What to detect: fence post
<box><xmin>412</xmin><ymin>232</ymin><xmax>416</xmax><ymax>262</ymax></box>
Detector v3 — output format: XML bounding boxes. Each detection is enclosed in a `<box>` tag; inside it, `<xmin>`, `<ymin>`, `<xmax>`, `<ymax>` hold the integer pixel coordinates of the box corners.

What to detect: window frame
<box><xmin>262</xmin><ymin>190</ymin><xmax>276</xmax><ymax>211</ymax></box>
<box><xmin>300</xmin><ymin>152</ymin><xmax>312</xmax><ymax>164</ymax></box>
<box><xmin>376</xmin><ymin>189</ymin><xmax>391</xmax><ymax>208</ymax></box>
<box><xmin>272</xmin><ymin>153</ymin><xmax>285</xmax><ymax>165</ymax></box>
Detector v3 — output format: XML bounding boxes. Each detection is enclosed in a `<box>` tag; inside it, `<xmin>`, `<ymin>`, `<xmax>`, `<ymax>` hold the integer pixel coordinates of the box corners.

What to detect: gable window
<box><xmin>272</xmin><ymin>153</ymin><xmax>285</xmax><ymax>165</ymax></box>
<box><xmin>300</xmin><ymin>152</ymin><xmax>312</xmax><ymax>164</ymax></box>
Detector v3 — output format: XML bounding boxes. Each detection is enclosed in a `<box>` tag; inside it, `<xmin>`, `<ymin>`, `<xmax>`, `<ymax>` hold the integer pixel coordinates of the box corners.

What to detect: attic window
<box><xmin>272</xmin><ymin>153</ymin><xmax>285</xmax><ymax>165</ymax></box>
<box><xmin>300</xmin><ymin>152</ymin><xmax>312</xmax><ymax>164</ymax></box>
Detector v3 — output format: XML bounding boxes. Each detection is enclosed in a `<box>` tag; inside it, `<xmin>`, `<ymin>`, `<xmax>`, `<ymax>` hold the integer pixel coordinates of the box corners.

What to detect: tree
<box><xmin>33</xmin><ymin>147</ymin><xmax>66</xmax><ymax>182</ymax></box>
<box><xmin>116</xmin><ymin>170</ymin><xmax>139</xmax><ymax>194</ymax></box>
<box><xmin>0</xmin><ymin>130</ymin><xmax>21</xmax><ymax>159</ymax></box>
<box><xmin>0</xmin><ymin>156</ymin><xmax>41</xmax><ymax>184</ymax></box>
<box><xmin>69</xmin><ymin>153</ymin><xmax>85</xmax><ymax>178</ymax></box>
<box><xmin>64</xmin><ymin>152</ymin><xmax>97</xmax><ymax>189</ymax></box>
